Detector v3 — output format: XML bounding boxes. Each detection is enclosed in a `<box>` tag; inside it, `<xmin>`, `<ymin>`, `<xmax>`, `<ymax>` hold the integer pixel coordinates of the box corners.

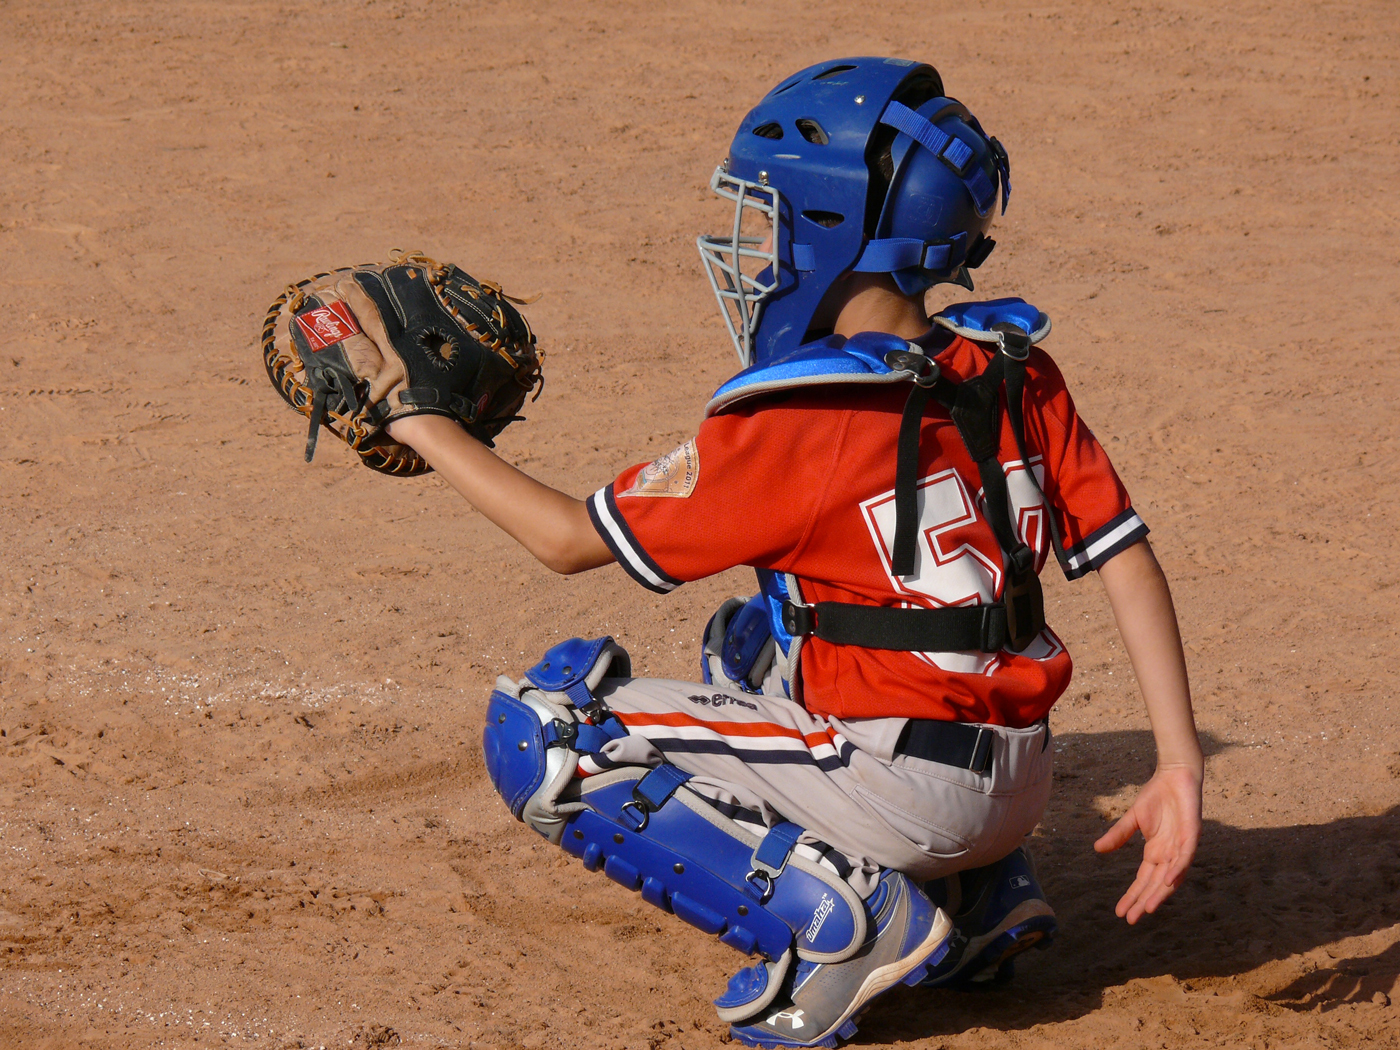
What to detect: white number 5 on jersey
<box><xmin>858</xmin><ymin>461</ymin><xmax>1063</xmax><ymax>672</ymax></box>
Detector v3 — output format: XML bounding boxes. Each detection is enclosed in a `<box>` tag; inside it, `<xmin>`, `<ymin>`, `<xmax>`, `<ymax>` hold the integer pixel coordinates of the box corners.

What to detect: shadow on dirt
<box><xmin>865</xmin><ymin>728</ymin><xmax>1400</xmax><ymax>1039</ymax></box>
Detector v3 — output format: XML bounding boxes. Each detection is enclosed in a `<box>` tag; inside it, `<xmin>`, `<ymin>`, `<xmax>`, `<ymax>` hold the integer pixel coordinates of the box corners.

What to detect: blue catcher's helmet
<box><xmin>698</xmin><ymin>58</ymin><xmax>1010</xmax><ymax>367</ymax></box>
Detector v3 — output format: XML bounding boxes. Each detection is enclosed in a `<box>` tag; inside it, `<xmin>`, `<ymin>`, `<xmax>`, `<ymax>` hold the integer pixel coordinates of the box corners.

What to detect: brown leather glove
<box><xmin>262</xmin><ymin>250</ymin><xmax>543</xmax><ymax>476</ymax></box>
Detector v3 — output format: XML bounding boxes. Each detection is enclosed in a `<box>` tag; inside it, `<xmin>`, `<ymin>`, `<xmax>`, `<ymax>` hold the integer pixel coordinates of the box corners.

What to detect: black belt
<box><xmin>895</xmin><ymin>719</ymin><xmax>996</xmax><ymax>773</ymax></box>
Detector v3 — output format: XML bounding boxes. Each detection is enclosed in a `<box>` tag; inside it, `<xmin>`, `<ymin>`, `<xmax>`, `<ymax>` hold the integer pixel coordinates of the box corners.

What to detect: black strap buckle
<box><xmin>883</xmin><ymin>348</ymin><xmax>942</xmax><ymax>388</ymax></box>
<box><xmin>896</xmin><ymin>719</ymin><xmax>997</xmax><ymax>773</ymax></box>
<box><xmin>995</xmin><ymin>328</ymin><xmax>1032</xmax><ymax>362</ymax></box>
<box><xmin>976</xmin><ymin>605</ymin><xmax>1008</xmax><ymax>653</ymax></box>
<box><xmin>1002</xmin><ymin>570</ymin><xmax>1046</xmax><ymax>653</ymax></box>
<box><xmin>780</xmin><ymin>600</ymin><xmax>816</xmax><ymax>638</ymax></box>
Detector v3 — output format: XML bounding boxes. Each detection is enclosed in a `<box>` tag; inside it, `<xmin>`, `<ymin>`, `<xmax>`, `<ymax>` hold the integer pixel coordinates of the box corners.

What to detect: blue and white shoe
<box><xmin>919</xmin><ymin>847</ymin><xmax>1056</xmax><ymax>988</ymax></box>
<box><xmin>725</xmin><ymin>870</ymin><xmax>953</xmax><ymax>1048</ymax></box>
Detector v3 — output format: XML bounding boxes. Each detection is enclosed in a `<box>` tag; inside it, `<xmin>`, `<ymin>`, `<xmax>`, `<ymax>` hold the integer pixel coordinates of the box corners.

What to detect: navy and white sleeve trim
<box><xmin>587</xmin><ymin>486</ymin><xmax>682</xmax><ymax>594</ymax></box>
<box><xmin>1061</xmin><ymin>508</ymin><xmax>1149</xmax><ymax>580</ymax></box>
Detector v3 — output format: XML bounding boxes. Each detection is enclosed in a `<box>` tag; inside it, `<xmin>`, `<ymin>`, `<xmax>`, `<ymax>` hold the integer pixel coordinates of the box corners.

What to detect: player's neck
<box><xmin>830</xmin><ymin>274</ymin><xmax>931</xmax><ymax>341</ymax></box>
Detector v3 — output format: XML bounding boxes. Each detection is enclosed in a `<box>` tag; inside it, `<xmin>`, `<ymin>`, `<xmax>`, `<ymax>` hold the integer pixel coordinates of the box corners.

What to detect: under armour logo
<box><xmin>1009</xmin><ymin>875</ymin><xmax>1030</xmax><ymax>889</ymax></box>
<box><xmin>766</xmin><ymin>1008</ymin><xmax>806</xmax><ymax>1030</ymax></box>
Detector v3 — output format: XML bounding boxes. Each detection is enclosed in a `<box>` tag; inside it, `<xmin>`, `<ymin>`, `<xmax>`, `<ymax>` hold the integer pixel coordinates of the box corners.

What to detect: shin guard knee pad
<box><xmin>483</xmin><ymin>637</ymin><xmax>863</xmax><ymax>967</ymax></box>
<box><xmin>482</xmin><ymin>637</ymin><xmax>632</xmax><ymax>843</ymax></box>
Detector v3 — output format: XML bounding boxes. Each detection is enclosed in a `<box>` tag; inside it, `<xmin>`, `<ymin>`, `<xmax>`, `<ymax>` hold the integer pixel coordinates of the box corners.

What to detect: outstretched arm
<box><xmin>1092</xmin><ymin>539</ymin><xmax>1203</xmax><ymax>924</ymax></box>
<box><xmin>386</xmin><ymin>414</ymin><xmax>615</xmax><ymax>575</ymax></box>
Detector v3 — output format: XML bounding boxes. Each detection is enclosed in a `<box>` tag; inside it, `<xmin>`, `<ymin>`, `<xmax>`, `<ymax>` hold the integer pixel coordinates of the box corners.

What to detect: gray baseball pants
<box><xmin>582</xmin><ymin>676</ymin><xmax>1054</xmax><ymax>897</ymax></box>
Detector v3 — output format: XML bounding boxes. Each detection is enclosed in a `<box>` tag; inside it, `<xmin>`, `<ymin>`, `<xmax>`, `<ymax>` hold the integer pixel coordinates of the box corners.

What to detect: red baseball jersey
<box><xmin>587</xmin><ymin>332</ymin><xmax>1147</xmax><ymax>728</ymax></box>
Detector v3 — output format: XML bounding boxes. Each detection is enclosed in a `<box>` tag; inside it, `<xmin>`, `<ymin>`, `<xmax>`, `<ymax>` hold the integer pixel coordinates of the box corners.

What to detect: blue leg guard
<box><xmin>560</xmin><ymin>766</ymin><xmax>865</xmax><ymax>963</ymax></box>
<box><xmin>483</xmin><ymin>637</ymin><xmax>870</xmax><ymax>1020</ymax></box>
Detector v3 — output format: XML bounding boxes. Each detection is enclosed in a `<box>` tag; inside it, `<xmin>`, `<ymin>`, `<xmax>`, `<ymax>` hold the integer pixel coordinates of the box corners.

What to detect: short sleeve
<box><xmin>1024</xmin><ymin>352</ymin><xmax>1149</xmax><ymax>579</ymax></box>
<box><xmin>586</xmin><ymin>403</ymin><xmax>831</xmax><ymax>592</ymax></box>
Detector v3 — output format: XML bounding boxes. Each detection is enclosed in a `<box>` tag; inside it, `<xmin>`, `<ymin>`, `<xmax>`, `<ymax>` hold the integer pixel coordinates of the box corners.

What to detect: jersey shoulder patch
<box><xmin>620</xmin><ymin>439</ymin><xmax>700</xmax><ymax>498</ymax></box>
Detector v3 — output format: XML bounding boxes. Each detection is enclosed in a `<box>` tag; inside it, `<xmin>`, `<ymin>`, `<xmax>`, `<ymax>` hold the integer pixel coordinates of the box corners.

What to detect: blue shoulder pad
<box><xmin>932</xmin><ymin>297</ymin><xmax>1051</xmax><ymax>344</ymax></box>
<box><xmin>706</xmin><ymin>331</ymin><xmax>919</xmax><ymax>417</ymax></box>
<box><xmin>525</xmin><ymin>636</ymin><xmax>623</xmax><ymax>692</ymax></box>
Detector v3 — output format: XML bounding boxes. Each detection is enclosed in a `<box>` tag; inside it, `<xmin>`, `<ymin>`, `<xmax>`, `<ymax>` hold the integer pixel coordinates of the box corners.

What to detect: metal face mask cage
<box><xmin>697</xmin><ymin>166</ymin><xmax>781</xmax><ymax>368</ymax></box>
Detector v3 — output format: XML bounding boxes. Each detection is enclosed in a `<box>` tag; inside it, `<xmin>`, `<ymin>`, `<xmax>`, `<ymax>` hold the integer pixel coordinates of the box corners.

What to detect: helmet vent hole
<box><xmin>795</xmin><ymin>119</ymin><xmax>829</xmax><ymax>146</ymax></box>
<box><xmin>812</xmin><ymin>63</ymin><xmax>857</xmax><ymax>81</ymax></box>
<box><xmin>752</xmin><ymin>121</ymin><xmax>784</xmax><ymax>140</ymax></box>
<box><xmin>802</xmin><ymin>210</ymin><xmax>845</xmax><ymax>229</ymax></box>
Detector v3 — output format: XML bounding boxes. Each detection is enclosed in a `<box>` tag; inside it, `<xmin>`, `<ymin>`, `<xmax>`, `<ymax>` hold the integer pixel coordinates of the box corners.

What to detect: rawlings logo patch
<box><xmin>295</xmin><ymin>301</ymin><xmax>361</xmax><ymax>351</ymax></box>
<box><xmin>621</xmin><ymin>439</ymin><xmax>699</xmax><ymax>498</ymax></box>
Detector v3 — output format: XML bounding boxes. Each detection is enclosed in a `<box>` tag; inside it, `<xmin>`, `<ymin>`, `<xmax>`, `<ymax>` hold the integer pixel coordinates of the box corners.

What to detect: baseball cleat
<box><xmin>726</xmin><ymin>869</ymin><xmax>952</xmax><ymax>1048</ymax></box>
<box><xmin>919</xmin><ymin>846</ymin><xmax>1056</xmax><ymax>989</ymax></box>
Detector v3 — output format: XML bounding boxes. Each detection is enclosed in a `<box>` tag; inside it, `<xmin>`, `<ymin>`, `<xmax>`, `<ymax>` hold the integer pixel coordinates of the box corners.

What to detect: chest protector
<box><xmin>705</xmin><ymin>297</ymin><xmax>1065</xmax><ymax>677</ymax></box>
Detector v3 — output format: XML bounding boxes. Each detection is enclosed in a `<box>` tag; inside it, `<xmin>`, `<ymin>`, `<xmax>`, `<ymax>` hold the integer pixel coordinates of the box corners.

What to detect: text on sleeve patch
<box><xmin>621</xmin><ymin>439</ymin><xmax>700</xmax><ymax>498</ymax></box>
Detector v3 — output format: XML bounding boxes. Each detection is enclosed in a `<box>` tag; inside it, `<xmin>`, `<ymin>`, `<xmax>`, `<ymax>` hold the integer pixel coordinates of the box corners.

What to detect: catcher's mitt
<box><xmin>261</xmin><ymin>250</ymin><xmax>543</xmax><ymax>476</ymax></box>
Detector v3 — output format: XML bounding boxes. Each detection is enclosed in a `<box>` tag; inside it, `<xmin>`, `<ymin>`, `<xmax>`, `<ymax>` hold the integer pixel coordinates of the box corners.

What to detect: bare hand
<box><xmin>1093</xmin><ymin>764</ymin><xmax>1202</xmax><ymax>924</ymax></box>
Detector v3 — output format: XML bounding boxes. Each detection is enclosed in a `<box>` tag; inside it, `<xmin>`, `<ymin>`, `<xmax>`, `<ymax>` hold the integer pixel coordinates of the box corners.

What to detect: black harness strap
<box><xmin>942</xmin><ymin>356</ymin><xmax>1031</xmax><ymax>574</ymax></box>
<box><xmin>896</xmin><ymin>718</ymin><xmax>996</xmax><ymax>773</ymax></box>
<box><xmin>783</xmin><ymin>599</ymin><xmax>1008</xmax><ymax>654</ymax></box>
<box><xmin>784</xmin><ymin>335</ymin><xmax>1051</xmax><ymax>655</ymax></box>
<box><xmin>999</xmin><ymin>329</ymin><xmax>1070</xmax><ymax>572</ymax></box>
<box><xmin>891</xmin><ymin>379</ymin><xmax>938</xmax><ymax>575</ymax></box>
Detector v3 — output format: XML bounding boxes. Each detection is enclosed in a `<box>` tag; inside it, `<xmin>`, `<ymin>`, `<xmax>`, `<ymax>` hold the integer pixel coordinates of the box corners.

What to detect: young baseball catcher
<box><xmin>262</xmin><ymin>57</ymin><xmax>1202</xmax><ymax>1049</ymax></box>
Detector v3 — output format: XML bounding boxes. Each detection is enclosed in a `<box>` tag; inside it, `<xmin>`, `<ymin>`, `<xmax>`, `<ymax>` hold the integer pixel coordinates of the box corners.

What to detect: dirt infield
<box><xmin>2</xmin><ymin>1</ymin><xmax>1399</xmax><ymax>1047</ymax></box>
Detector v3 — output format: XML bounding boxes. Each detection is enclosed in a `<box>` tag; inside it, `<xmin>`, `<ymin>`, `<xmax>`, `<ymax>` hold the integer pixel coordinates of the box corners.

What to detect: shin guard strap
<box><xmin>620</xmin><ymin>764</ymin><xmax>692</xmax><ymax>832</ymax></box>
<box><xmin>747</xmin><ymin>821</ymin><xmax>803</xmax><ymax>903</ymax></box>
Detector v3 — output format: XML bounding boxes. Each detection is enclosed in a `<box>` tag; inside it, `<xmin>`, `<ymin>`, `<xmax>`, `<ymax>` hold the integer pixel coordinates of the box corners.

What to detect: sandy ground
<box><xmin>2</xmin><ymin>1</ymin><xmax>1399</xmax><ymax>1047</ymax></box>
